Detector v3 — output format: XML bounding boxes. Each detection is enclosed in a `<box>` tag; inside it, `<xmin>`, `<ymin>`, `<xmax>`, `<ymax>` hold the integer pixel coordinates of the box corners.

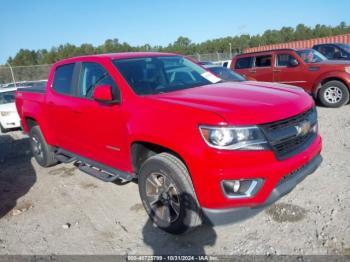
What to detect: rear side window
<box><xmin>52</xmin><ymin>63</ymin><xmax>75</xmax><ymax>95</ymax></box>
<box><xmin>255</xmin><ymin>55</ymin><xmax>272</xmax><ymax>67</ymax></box>
<box><xmin>235</xmin><ymin>57</ymin><xmax>253</xmax><ymax>69</ymax></box>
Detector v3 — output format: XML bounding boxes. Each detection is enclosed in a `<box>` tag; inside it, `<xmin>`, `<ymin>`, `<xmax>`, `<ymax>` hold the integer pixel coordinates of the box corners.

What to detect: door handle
<box><xmin>273</xmin><ymin>69</ymin><xmax>281</xmax><ymax>72</ymax></box>
<box><xmin>249</xmin><ymin>70</ymin><xmax>256</xmax><ymax>73</ymax></box>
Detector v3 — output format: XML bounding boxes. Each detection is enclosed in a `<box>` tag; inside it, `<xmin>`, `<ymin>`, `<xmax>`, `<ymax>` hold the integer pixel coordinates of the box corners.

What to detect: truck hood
<box><xmin>150</xmin><ymin>81</ymin><xmax>314</xmax><ymax>125</ymax></box>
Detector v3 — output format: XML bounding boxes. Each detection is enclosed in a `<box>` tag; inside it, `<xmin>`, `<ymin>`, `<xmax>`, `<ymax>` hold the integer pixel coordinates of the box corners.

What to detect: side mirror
<box><xmin>93</xmin><ymin>85</ymin><xmax>114</xmax><ymax>103</ymax></box>
<box><xmin>288</xmin><ymin>58</ymin><xmax>299</xmax><ymax>67</ymax></box>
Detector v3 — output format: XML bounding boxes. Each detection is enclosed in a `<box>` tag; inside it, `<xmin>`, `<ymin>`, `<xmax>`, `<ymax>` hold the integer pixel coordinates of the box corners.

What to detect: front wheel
<box><xmin>29</xmin><ymin>125</ymin><xmax>58</xmax><ymax>167</ymax></box>
<box><xmin>318</xmin><ymin>80</ymin><xmax>349</xmax><ymax>108</ymax></box>
<box><xmin>138</xmin><ymin>153</ymin><xmax>202</xmax><ymax>234</ymax></box>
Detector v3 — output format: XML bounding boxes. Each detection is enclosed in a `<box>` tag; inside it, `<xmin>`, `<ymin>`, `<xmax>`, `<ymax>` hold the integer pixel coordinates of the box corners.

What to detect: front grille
<box><xmin>260</xmin><ymin>107</ymin><xmax>317</xmax><ymax>160</ymax></box>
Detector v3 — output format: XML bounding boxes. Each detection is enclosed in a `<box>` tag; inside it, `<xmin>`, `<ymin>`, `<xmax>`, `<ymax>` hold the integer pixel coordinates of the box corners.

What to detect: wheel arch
<box><xmin>313</xmin><ymin>76</ymin><xmax>349</xmax><ymax>98</ymax></box>
<box><xmin>24</xmin><ymin>116</ymin><xmax>38</xmax><ymax>131</ymax></box>
<box><xmin>130</xmin><ymin>141</ymin><xmax>190</xmax><ymax>177</ymax></box>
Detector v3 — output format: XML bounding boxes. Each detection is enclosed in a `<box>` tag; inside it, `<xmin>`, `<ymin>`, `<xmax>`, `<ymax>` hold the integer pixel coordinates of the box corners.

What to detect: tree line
<box><xmin>5</xmin><ymin>22</ymin><xmax>350</xmax><ymax>66</ymax></box>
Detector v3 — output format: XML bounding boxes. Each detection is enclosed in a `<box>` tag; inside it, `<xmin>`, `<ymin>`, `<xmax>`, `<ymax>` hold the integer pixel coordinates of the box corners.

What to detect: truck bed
<box><xmin>15</xmin><ymin>86</ymin><xmax>47</xmax><ymax>133</ymax></box>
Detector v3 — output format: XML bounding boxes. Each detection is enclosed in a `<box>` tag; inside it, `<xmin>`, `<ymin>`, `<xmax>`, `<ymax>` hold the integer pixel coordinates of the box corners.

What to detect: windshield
<box><xmin>338</xmin><ymin>44</ymin><xmax>350</xmax><ymax>53</ymax></box>
<box><xmin>112</xmin><ymin>56</ymin><xmax>221</xmax><ymax>95</ymax></box>
<box><xmin>207</xmin><ymin>66</ymin><xmax>245</xmax><ymax>82</ymax></box>
<box><xmin>0</xmin><ymin>91</ymin><xmax>16</xmax><ymax>105</ymax></box>
<box><xmin>296</xmin><ymin>49</ymin><xmax>327</xmax><ymax>63</ymax></box>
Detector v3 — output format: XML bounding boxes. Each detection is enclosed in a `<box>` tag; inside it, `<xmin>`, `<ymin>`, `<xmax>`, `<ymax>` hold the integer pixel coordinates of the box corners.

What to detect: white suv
<box><xmin>0</xmin><ymin>88</ymin><xmax>20</xmax><ymax>133</ymax></box>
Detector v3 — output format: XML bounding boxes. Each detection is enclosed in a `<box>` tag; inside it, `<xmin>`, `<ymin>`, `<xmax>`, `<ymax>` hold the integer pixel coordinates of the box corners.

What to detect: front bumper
<box><xmin>202</xmin><ymin>154</ymin><xmax>322</xmax><ymax>225</ymax></box>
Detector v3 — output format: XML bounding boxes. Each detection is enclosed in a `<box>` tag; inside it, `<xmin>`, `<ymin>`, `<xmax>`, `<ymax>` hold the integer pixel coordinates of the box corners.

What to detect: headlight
<box><xmin>0</xmin><ymin>112</ymin><xmax>11</xmax><ymax>117</ymax></box>
<box><xmin>199</xmin><ymin>125</ymin><xmax>269</xmax><ymax>150</ymax></box>
<box><xmin>345</xmin><ymin>66</ymin><xmax>350</xmax><ymax>74</ymax></box>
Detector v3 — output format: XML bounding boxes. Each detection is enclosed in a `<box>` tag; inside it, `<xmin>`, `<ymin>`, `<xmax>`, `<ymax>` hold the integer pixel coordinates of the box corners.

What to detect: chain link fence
<box><xmin>0</xmin><ymin>64</ymin><xmax>52</xmax><ymax>87</ymax></box>
<box><xmin>0</xmin><ymin>53</ymin><xmax>235</xmax><ymax>87</ymax></box>
<box><xmin>188</xmin><ymin>53</ymin><xmax>233</xmax><ymax>63</ymax></box>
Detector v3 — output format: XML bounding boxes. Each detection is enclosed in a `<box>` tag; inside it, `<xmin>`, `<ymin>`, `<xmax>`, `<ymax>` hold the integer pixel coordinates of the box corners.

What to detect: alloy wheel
<box><xmin>145</xmin><ymin>173</ymin><xmax>181</xmax><ymax>223</ymax></box>
<box><xmin>324</xmin><ymin>86</ymin><xmax>343</xmax><ymax>104</ymax></box>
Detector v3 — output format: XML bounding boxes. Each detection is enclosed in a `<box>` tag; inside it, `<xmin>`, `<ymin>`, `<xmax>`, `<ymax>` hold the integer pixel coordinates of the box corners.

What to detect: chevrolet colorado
<box><xmin>16</xmin><ymin>52</ymin><xmax>322</xmax><ymax>234</ymax></box>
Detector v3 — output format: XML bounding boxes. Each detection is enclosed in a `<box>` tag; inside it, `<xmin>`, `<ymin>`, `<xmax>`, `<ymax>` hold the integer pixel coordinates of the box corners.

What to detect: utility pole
<box><xmin>229</xmin><ymin>43</ymin><xmax>232</xmax><ymax>59</ymax></box>
<box><xmin>7</xmin><ymin>62</ymin><xmax>16</xmax><ymax>87</ymax></box>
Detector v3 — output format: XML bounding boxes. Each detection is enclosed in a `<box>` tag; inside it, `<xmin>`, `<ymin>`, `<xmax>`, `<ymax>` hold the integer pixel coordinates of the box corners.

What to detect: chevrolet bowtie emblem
<box><xmin>295</xmin><ymin>121</ymin><xmax>311</xmax><ymax>136</ymax></box>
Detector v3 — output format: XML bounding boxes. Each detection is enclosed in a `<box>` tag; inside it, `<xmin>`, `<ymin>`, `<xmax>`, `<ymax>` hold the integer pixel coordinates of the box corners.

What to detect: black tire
<box><xmin>29</xmin><ymin>125</ymin><xmax>58</xmax><ymax>167</ymax></box>
<box><xmin>0</xmin><ymin>123</ymin><xmax>8</xmax><ymax>133</ymax></box>
<box><xmin>138</xmin><ymin>152</ymin><xmax>202</xmax><ymax>234</ymax></box>
<box><xmin>318</xmin><ymin>80</ymin><xmax>349</xmax><ymax>108</ymax></box>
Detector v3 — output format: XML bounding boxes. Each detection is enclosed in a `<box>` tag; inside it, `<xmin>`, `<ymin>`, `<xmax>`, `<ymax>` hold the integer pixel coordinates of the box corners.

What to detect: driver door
<box><xmin>73</xmin><ymin>62</ymin><xmax>127</xmax><ymax>170</ymax></box>
<box><xmin>273</xmin><ymin>53</ymin><xmax>310</xmax><ymax>90</ymax></box>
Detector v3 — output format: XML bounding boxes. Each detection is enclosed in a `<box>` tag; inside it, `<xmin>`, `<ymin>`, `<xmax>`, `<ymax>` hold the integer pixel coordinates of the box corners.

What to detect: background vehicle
<box><xmin>221</xmin><ymin>60</ymin><xmax>232</xmax><ymax>68</ymax></box>
<box><xmin>16</xmin><ymin>52</ymin><xmax>322</xmax><ymax>234</ymax></box>
<box><xmin>0</xmin><ymin>87</ymin><xmax>21</xmax><ymax>133</ymax></box>
<box><xmin>231</xmin><ymin>48</ymin><xmax>350</xmax><ymax>107</ymax></box>
<box><xmin>204</xmin><ymin>65</ymin><xmax>246</xmax><ymax>81</ymax></box>
<box><xmin>1</xmin><ymin>80</ymin><xmax>47</xmax><ymax>89</ymax></box>
<box><xmin>313</xmin><ymin>43</ymin><xmax>350</xmax><ymax>60</ymax></box>
<box><xmin>198</xmin><ymin>61</ymin><xmax>214</xmax><ymax>66</ymax></box>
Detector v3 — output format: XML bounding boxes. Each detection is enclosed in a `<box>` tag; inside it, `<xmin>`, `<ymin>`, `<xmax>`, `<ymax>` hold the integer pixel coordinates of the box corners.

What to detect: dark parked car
<box><xmin>313</xmin><ymin>43</ymin><xmax>350</xmax><ymax>60</ymax></box>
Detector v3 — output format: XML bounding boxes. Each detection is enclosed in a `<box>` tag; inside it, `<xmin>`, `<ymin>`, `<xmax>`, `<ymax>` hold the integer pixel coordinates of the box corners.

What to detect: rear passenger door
<box><xmin>253</xmin><ymin>54</ymin><xmax>273</xmax><ymax>82</ymax></box>
<box><xmin>47</xmin><ymin>62</ymin><xmax>82</xmax><ymax>152</ymax></box>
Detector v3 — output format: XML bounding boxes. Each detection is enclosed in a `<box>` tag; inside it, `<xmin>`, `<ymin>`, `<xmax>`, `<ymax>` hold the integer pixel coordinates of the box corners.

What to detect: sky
<box><xmin>0</xmin><ymin>0</ymin><xmax>349</xmax><ymax>64</ymax></box>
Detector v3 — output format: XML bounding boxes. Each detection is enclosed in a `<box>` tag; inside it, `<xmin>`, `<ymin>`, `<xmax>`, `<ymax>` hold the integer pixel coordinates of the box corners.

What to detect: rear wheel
<box><xmin>29</xmin><ymin>125</ymin><xmax>58</xmax><ymax>167</ymax></box>
<box><xmin>318</xmin><ymin>80</ymin><xmax>349</xmax><ymax>108</ymax></box>
<box><xmin>138</xmin><ymin>153</ymin><xmax>202</xmax><ymax>234</ymax></box>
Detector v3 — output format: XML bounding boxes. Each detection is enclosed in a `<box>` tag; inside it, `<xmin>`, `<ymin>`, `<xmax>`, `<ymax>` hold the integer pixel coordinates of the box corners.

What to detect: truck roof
<box><xmin>55</xmin><ymin>52</ymin><xmax>178</xmax><ymax>65</ymax></box>
<box><xmin>239</xmin><ymin>48</ymin><xmax>310</xmax><ymax>56</ymax></box>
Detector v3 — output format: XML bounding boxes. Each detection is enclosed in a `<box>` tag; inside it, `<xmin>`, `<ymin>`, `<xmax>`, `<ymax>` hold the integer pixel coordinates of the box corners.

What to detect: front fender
<box><xmin>312</xmin><ymin>71</ymin><xmax>350</xmax><ymax>97</ymax></box>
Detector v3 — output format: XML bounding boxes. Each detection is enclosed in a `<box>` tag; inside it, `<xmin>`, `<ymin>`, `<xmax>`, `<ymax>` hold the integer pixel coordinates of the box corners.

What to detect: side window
<box><xmin>52</xmin><ymin>63</ymin><xmax>75</xmax><ymax>95</ymax></box>
<box><xmin>276</xmin><ymin>54</ymin><xmax>295</xmax><ymax>67</ymax></box>
<box><xmin>235</xmin><ymin>57</ymin><xmax>253</xmax><ymax>69</ymax></box>
<box><xmin>255</xmin><ymin>55</ymin><xmax>272</xmax><ymax>67</ymax></box>
<box><xmin>79</xmin><ymin>62</ymin><xmax>120</xmax><ymax>100</ymax></box>
<box><xmin>318</xmin><ymin>45</ymin><xmax>340</xmax><ymax>59</ymax></box>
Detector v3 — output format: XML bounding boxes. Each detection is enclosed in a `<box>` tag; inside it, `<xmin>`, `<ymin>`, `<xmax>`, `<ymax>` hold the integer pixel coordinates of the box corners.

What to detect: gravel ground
<box><xmin>0</xmin><ymin>106</ymin><xmax>349</xmax><ymax>256</ymax></box>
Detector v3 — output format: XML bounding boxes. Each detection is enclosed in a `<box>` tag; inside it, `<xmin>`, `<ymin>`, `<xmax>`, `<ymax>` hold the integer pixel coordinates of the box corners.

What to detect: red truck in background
<box><xmin>16</xmin><ymin>52</ymin><xmax>322</xmax><ymax>234</ymax></box>
<box><xmin>231</xmin><ymin>48</ymin><xmax>350</xmax><ymax>108</ymax></box>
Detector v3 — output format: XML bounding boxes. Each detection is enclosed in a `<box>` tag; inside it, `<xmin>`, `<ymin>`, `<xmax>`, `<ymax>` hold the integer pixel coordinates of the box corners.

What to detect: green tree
<box><xmin>5</xmin><ymin>21</ymin><xmax>350</xmax><ymax>66</ymax></box>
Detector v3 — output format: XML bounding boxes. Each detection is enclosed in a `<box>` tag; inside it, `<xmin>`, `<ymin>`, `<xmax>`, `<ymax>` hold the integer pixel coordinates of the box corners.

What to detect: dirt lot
<box><xmin>0</xmin><ymin>106</ymin><xmax>349</xmax><ymax>256</ymax></box>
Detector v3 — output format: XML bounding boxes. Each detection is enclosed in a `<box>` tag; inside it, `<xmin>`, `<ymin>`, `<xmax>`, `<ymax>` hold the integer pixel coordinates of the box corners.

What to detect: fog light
<box><xmin>221</xmin><ymin>179</ymin><xmax>264</xmax><ymax>199</ymax></box>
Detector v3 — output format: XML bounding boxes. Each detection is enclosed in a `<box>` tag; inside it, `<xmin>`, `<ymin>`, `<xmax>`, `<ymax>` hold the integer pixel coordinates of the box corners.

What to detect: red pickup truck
<box><xmin>231</xmin><ymin>48</ymin><xmax>350</xmax><ymax>108</ymax></box>
<box><xmin>16</xmin><ymin>52</ymin><xmax>322</xmax><ymax>234</ymax></box>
